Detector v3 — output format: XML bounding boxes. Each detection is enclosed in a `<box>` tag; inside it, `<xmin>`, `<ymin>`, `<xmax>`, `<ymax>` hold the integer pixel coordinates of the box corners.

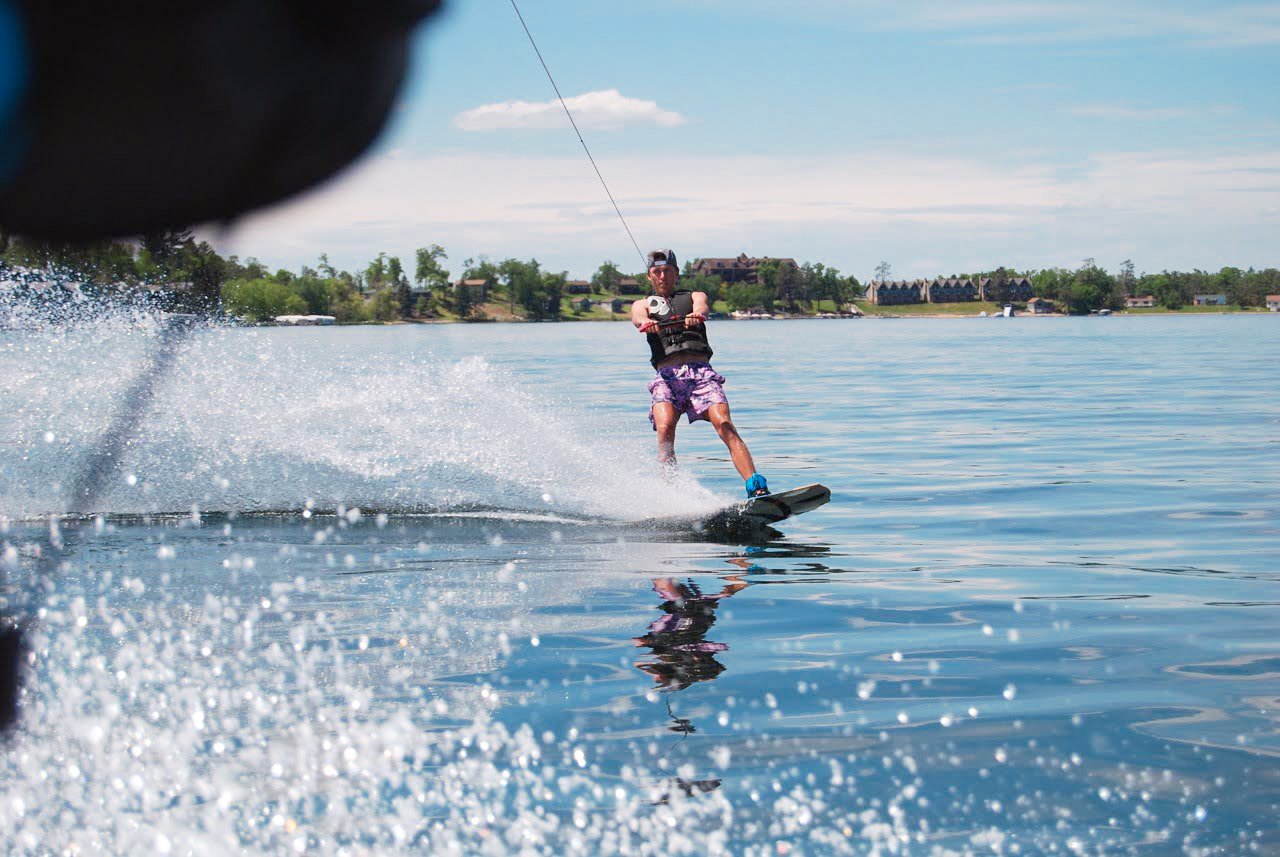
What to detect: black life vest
<box><xmin>645</xmin><ymin>289</ymin><xmax>713</xmax><ymax>368</ymax></box>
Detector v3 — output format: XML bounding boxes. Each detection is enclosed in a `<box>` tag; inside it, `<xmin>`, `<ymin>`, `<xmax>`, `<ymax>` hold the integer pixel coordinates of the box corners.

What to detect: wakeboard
<box><xmin>638</xmin><ymin>483</ymin><xmax>831</xmax><ymax>537</ymax></box>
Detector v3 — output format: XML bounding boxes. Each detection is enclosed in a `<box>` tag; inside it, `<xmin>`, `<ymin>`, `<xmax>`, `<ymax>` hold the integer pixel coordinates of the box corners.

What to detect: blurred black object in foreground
<box><xmin>0</xmin><ymin>0</ymin><xmax>442</xmax><ymax>238</ymax></box>
<box><xmin>1</xmin><ymin>624</ymin><xmax>21</xmax><ymax>734</ymax></box>
<box><xmin>0</xmin><ymin>0</ymin><xmax>442</xmax><ymax>736</ymax></box>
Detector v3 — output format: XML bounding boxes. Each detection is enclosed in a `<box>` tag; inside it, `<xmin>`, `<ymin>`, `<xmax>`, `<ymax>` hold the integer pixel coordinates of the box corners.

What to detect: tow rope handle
<box><xmin>652</xmin><ymin>313</ymin><xmax>705</xmax><ymax>330</ymax></box>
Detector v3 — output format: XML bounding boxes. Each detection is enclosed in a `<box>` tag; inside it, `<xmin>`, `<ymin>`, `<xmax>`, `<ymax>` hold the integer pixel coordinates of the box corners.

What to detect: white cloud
<box><xmin>453</xmin><ymin>89</ymin><xmax>685</xmax><ymax>132</ymax></box>
<box><xmin>209</xmin><ymin>147</ymin><xmax>1280</xmax><ymax>280</ymax></box>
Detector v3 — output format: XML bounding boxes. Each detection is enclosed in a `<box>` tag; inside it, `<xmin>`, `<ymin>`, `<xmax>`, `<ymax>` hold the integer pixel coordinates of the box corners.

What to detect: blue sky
<box><xmin>217</xmin><ymin>1</ymin><xmax>1280</xmax><ymax>282</ymax></box>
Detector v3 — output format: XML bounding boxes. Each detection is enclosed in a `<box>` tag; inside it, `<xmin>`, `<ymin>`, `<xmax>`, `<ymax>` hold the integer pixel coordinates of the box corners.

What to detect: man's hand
<box><xmin>684</xmin><ymin>312</ymin><xmax>706</xmax><ymax>329</ymax></box>
<box><xmin>638</xmin><ymin>320</ymin><xmax>658</xmax><ymax>334</ymax></box>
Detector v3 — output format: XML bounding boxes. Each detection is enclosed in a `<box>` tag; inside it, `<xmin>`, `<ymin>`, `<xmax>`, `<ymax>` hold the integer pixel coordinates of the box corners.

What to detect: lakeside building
<box><xmin>867</xmin><ymin>274</ymin><xmax>1037</xmax><ymax>305</ymax></box>
<box><xmin>926</xmin><ymin>277</ymin><xmax>978</xmax><ymax>302</ymax></box>
<box><xmin>867</xmin><ymin>279</ymin><xmax>926</xmax><ymax>305</ymax></box>
<box><xmin>453</xmin><ymin>277</ymin><xmax>489</xmax><ymax>302</ymax></box>
<box><xmin>1267</xmin><ymin>295</ymin><xmax>1280</xmax><ymax>312</ymax></box>
<box><xmin>1027</xmin><ymin>297</ymin><xmax>1055</xmax><ymax>314</ymax></box>
<box><xmin>617</xmin><ymin>277</ymin><xmax>646</xmax><ymax>295</ymax></box>
<box><xmin>1193</xmin><ymin>294</ymin><xmax>1227</xmax><ymax>306</ymax></box>
<box><xmin>978</xmin><ymin>276</ymin><xmax>1034</xmax><ymax>302</ymax></box>
<box><xmin>1126</xmin><ymin>295</ymin><xmax>1156</xmax><ymax>308</ymax></box>
<box><xmin>565</xmin><ymin>279</ymin><xmax>591</xmax><ymax>295</ymax></box>
<box><xmin>690</xmin><ymin>253</ymin><xmax>799</xmax><ymax>285</ymax></box>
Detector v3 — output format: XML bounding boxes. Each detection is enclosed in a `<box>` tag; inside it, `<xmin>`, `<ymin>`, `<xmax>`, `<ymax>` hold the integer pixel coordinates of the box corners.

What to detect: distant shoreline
<box><xmin>268</xmin><ymin>306</ymin><xmax>1275</xmax><ymax>327</ymax></box>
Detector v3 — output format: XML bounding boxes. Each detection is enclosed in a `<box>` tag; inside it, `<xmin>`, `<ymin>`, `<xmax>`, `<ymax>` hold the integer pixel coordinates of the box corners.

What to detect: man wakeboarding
<box><xmin>632</xmin><ymin>249</ymin><xmax>770</xmax><ymax>498</ymax></box>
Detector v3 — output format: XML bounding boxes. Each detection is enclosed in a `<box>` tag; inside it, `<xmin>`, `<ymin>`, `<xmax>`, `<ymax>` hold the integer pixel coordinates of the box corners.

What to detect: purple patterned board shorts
<box><xmin>648</xmin><ymin>362</ymin><xmax>728</xmax><ymax>428</ymax></box>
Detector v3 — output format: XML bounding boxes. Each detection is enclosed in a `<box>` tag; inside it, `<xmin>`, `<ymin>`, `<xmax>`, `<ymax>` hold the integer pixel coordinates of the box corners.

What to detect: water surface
<box><xmin>2</xmin><ymin>315</ymin><xmax>1278</xmax><ymax>854</ymax></box>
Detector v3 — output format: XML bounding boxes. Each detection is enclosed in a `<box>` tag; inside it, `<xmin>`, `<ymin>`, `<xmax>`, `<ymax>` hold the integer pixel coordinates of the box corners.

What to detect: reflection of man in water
<box><xmin>633</xmin><ymin>576</ymin><xmax>748</xmax><ymax>694</ymax></box>
<box><xmin>634</xmin><ymin>574</ymin><xmax>748</xmax><ymax>804</ymax></box>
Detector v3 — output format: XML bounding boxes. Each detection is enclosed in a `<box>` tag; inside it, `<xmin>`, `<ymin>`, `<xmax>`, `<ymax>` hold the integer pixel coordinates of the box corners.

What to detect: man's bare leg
<box><xmin>652</xmin><ymin>402</ymin><xmax>680</xmax><ymax>473</ymax></box>
<box><xmin>705</xmin><ymin>404</ymin><xmax>757</xmax><ymax>480</ymax></box>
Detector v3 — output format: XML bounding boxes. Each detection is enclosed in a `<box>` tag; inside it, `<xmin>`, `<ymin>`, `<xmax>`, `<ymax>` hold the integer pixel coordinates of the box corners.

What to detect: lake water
<box><xmin>2</xmin><ymin>314</ymin><xmax>1278</xmax><ymax>855</ymax></box>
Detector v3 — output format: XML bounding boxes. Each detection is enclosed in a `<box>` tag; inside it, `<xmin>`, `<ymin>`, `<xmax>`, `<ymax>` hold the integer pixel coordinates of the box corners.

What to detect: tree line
<box><xmin>1039</xmin><ymin>260</ymin><xmax>1279</xmax><ymax>312</ymax></box>
<box><xmin>3</xmin><ymin>232</ymin><xmax>1275</xmax><ymax>321</ymax></box>
<box><xmin>1008</xmin><ymin>259</ymin><xmax>1275</xmax><ymax>313</ymax></box>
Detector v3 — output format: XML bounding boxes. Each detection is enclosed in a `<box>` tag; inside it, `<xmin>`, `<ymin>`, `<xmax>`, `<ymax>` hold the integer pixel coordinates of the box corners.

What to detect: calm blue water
<box><xmin>2</xmin><ymin>315</ymin><xmax>1279</xmax><ymax>855</ymax></box>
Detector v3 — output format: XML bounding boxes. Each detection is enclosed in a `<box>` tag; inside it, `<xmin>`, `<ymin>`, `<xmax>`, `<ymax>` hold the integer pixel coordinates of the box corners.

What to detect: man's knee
<box><xmin>651</xmin><ymin>404</ymin><xmax>677</xmax><ymax>432</ymax></box>
<box><xmin>713</xmin><ymin>418</ymin><xmax>739</xmax><ymax>441</ymax></box>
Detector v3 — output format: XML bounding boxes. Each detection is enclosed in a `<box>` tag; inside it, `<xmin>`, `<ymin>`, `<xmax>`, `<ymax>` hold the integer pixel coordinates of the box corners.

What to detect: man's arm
<box><xmin>631</xmin><ymin>298</ymin><xmax>657</xmax><ymax>332</ymax></box>
<box><xmin>685</xmin><ymin>291</ymin><xmax>711</xmax><ymax>328</ymax></box>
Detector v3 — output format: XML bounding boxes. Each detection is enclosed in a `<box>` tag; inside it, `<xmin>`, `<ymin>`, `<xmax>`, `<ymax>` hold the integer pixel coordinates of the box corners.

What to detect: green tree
<box><xmin>591</xmin><ymin>260</ymin><xmax>623</xmax><ymax>294</ymax></box>
<box><xmin>58</xmin><ymin>240</ymin><xmax>140</xmax><ymax>286</ymax></box>
<box><xmin>498</xmin><ymin>257</ymin><xmax>541</xmax><ymax>317</ymax></box>
<box><xmin>843</xmin><ymin>274</ymin><xmax>863</xmax><ymax>300</ymax></box>
<box><xmin>385</xmin><ymin>256</ymin><xmax>411</xmax><ymax>317</ymax></box>
<box><xmin>414</xmin><ymin>244</ymin><xmax>450</xmax><ymax>291</ymax></box>
<box><xmin>725</xmin><ymin>282</ymin><xmax>773</xmax><ymax>312</ymax></box>
<box><xmin>1031</xmin><ymin>267</ymin><xmax>1071</xmax><ymax>302</ymax></box>
<box><xmin>770</xmin><ymin>262</ymin><xmax>803</xmax><ymax>310</ymax></box>
<box><xmin>225</xmin><ymin>256</ymin><xmax>267</xmax><ymax>282</ymax></box>
<box><xmin>1062</xmin><ymin>261</ymin><xmax>1117</xmax><ymax>314</ymax></box>
<box><xmin>462</xmin><ymin>256</ymin><xmax>497</xmax><ymax>282</ymax></box>
<box><xmin>293</xmin><ymin>275</ymin><xmax>334</xmax><ymax>315</ymax></box>
<box><xmin>1</xmin><ymin>236</ymin><xmax>57</xmax><ymax>268</ymax></box>
<box><xmin>757</xmin><ymin>259</ymin><xmax>780</xmax><ymax>292</ymax></box>
<box><xmin>680</xmin><ymin>272</ymin><xmax>724</xmax><ymax>306</ymax></box>
<box><xmin>221</xmin><ymin>278</ymin><xmax>306</xmax><ymax>322</ymax></box>
<box><xmin>453</xmin><ymin>278</ymin><xmax>474</xmax><ymax>318</ymax></box>
<box><xmin>140</xmin><ymin>228</ymin><xmax>193</xmax><ymax>272</ymax></box>
<box><xmin>1242</xmin><ymin>268</ymin><xmax>1279</xmax><ymax>307</ymax></box>
<box><xmin>758</xmin><ymin>259</ymin><xmax>807</xmax><ymax>309</ymax></box>
<box><xmin>540</xmin><ymin>271</ymin><xmax>566</xmax><ymax>319</ymax></box>
<box><xmin>981</xmin><ymin>266</ymin><xmax>1016</xmax><ymax>304</ymax></box>
<box><xmin>806</xmin><ymin>263</ymin><xmax>853</xmax><ymax>309</ymax></box>
<box><xmin>1216</xmin><ymin>266</ymin><xmax>1245</xmax><ymax>306</ymax></box>
<box><xmin>180</xmin><ymin>241</ymin><xmax>228</xmax><ymax>309</ymax></box>
<box><xmin>1118</xmin><ymin>259</ymin><xmax>1137</xmax><ymax>298</ymax></box>
<box><xmin>371</xmin><ymin>287</ymin><xmax>400</xmax><ymax>321</ymax></box>
<box><xmin>1138</xmin><ymin>272</ymin><xmax>1170</xmax><ymax>307</ymax></box>
<box><xmin>363</xmin><ymin>253</ymin><xmax>388</xmax><ymax>294</ymax></box>
<box><xmin>331</xmin><ymin>279</ymin><xmax>371</xmax><ymax>322</ymax></box>
<box><xmin>1154</xmin><ymin>272</ymin><xmax>1190</xmax><ymax>309</ymax></box>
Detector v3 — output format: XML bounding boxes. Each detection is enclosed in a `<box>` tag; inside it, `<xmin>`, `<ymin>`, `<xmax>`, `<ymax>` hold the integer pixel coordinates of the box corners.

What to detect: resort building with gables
<box><xmin>867</xmin><ymin>279</ymin><xmax>926</xmax><ymax>305</ymax></box>
<box><xmin>978</xmin><ymin>276</ymin><xmax>1034</xmax><ymax>302</ymax></box>
<box><xmin>690</xmin><ymin>253</ymin><xmax>799</xmax><ymax>284</ymax></box>
<box><xmin>926</xmin><ymin>277</ymin><xmax>978</xmax><ymax>302</ymax></box>
<box><xmin>867</xmin><ymin>274</ymin><xmax>1036</xmax><ymax>305</ymax></box>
